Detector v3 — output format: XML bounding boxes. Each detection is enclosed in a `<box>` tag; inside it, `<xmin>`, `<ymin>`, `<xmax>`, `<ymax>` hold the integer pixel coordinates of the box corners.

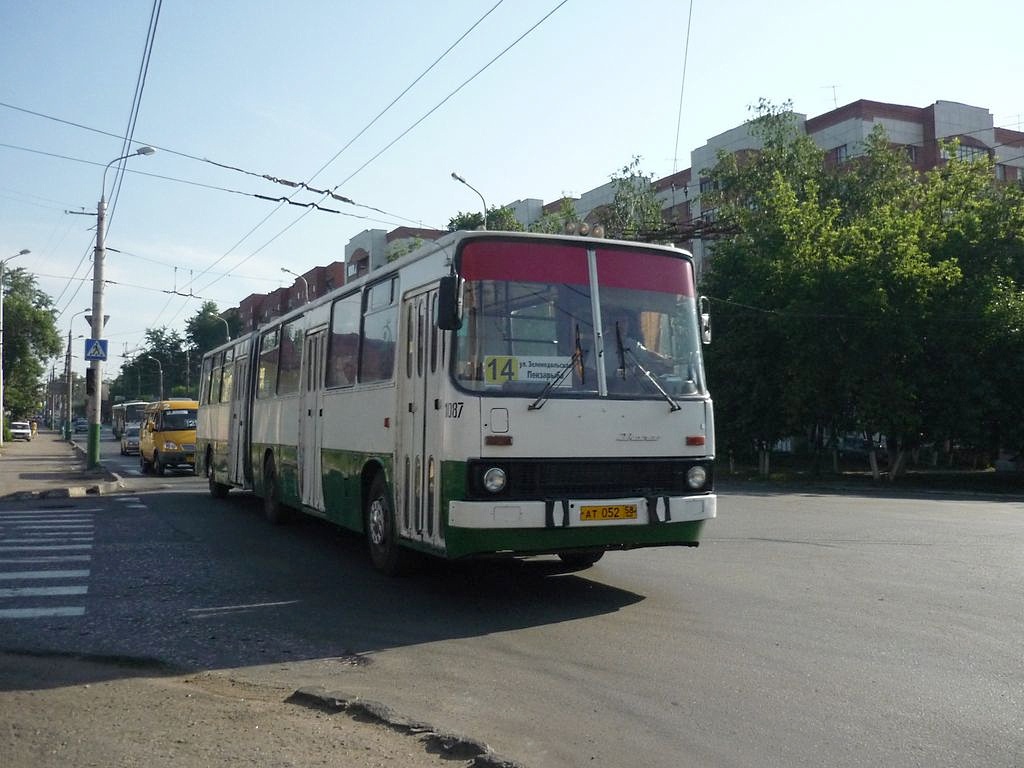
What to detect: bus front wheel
<box><xmin>365</xmin><ymin>474</ymin><xmax>411</xmax><ymax>576</ymax></box>
<box><xmin>557</xmin><ymin>550</ymin><xmax>605</xmax><ymax>569</ymax></box>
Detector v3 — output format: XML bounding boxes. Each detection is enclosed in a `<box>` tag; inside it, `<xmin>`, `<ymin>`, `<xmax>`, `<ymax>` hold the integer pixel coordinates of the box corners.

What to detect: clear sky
<box><xmin>2</xmin><ymin>0</ymin><xmax>1021</xmax><ymax>380</ymax></box>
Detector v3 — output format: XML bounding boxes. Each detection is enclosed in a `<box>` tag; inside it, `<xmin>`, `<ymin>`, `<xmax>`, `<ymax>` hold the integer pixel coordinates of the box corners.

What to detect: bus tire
<box><xmin>153</xmin><ymin>452</ymin><xmax>166</xmax><ymax>477</ymax></box>
<box><xmin>207</xmin><ymin>450</ymin><xmax>230</xmax><ymax>499</ymax></box>
<box><xmin>140</xmin><ymin>453</ymin><xmax>150</xmax><ymax>474</ymax></box>
<box><xmin>262</xmin><ymin>457</ymin><xmax>287</xmax><ymax>525</ymax></box>
<box><xmin>365</xmin><ymin>474</ymin><xmax>411</xmax><ymax>576</ymax></box>
<box><xmin>557</xmin><ymin>550</ymin><xmax>604</xmax><ymax>568</ymax></box>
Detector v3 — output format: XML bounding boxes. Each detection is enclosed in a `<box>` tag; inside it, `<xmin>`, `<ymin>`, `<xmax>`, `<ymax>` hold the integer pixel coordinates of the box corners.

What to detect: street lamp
<box><xmin>281</xmin><ymin>267</ymin><xmax>309</xmax><ymax>303</ymax></box>
<box><xmin>66</xmin><ymin>308</ymin><xmax>89</xmax><ymax>440</ymax></box>
<box><xmin>0</xmin><ymin>248</ymin><xmax>30</xmax><ymax>447</ymax></box>
<box><xmin>215</xmin><ymin>314</ymin><xmax>231</xmax><ymax>342</ymax></box>
<box><xmin>451</xmin><ymin>171</ymin><xmax>488</xmax><ymax>231</ymax></box>
<box><xmin>144</xmin><ymin>355</ymin><xmax>163</xmax><ymax>401</ymax></box>
<box><xmin>88</xmin><ymin>146</ymin><xmax>155</xmax><ymax>468</ymax></box>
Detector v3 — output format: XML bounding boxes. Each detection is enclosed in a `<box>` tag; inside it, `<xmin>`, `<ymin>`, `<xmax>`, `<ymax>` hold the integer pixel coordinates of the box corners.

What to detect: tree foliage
<box><xmin>528</xmin><ymin>198</ymin><xmax>580</xmax><ymax>234</ymax></box>
<box><xmin>447</xmin><ymin>206</ymin><xmax>523</xmax><ymax>232</ymax></box>
<box><xmin>597</xmin><ymin>156</ymin><xmax>667</xmax><ymax>241</ymax></box>
<box><xmin>702</xmin><ymin>101</ymin><xmax>1024</xmax><ymax>474</ymax></box>
<box><xmin>1</xmin><ymin>268</ymin><xmax>61</xmax><ymax>417</ymax></box>
<box><xmin>110</xmin><ymin>302</ymin><xmax>240</xmax><ymax>402</ymax></box>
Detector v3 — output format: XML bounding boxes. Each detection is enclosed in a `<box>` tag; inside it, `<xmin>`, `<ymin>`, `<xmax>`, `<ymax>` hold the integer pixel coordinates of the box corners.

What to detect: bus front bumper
<box><xmin>443</xmin><ymin>493</ymin><xmax>715</xmax><ymax>558</ymax></box>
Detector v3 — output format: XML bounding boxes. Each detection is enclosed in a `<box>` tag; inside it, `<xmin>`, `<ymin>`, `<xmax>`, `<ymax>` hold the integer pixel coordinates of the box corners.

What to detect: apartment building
<box><xmin>236</xmin><ymin>99</ymin><xmax>1023</xmax><ymax>320</ymax></box>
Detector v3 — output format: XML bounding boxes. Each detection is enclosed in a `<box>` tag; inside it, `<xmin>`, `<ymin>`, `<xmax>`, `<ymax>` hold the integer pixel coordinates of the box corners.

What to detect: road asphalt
<box><xmin>0</xmin><ymin>429</ymin><xmax>520</xmax><ymax>767</ymax></box>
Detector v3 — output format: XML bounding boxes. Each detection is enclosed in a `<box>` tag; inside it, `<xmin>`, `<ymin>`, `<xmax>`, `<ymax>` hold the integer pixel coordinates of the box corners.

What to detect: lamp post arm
<box><xmin>450</xmin><ymin>172</ymin><xmax>488</xmax><ymax>231</ymax></box>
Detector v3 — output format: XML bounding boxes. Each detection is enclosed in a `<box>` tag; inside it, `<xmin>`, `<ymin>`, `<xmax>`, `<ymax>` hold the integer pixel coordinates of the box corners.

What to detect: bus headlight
<box><xmin>482</xmin><ymin>467</ymin><xmax>507</xmax><ymax>493</ymax></box>
<box><xmin>686</xmin><ymin>465</ymin><xmax>707</xmax><ymax>490</ymax></box>
<box><xmin>163</xmin><ymin>441</ymin><xmax>179</xmax><ymax>451</ymax></box>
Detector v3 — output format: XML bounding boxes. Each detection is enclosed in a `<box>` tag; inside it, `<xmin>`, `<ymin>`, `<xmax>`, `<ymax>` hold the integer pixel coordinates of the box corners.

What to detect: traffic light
<box><xmin>86</xmin><ymin>368</ymin><xmax>96</xmax><ymax>396</ymax></box>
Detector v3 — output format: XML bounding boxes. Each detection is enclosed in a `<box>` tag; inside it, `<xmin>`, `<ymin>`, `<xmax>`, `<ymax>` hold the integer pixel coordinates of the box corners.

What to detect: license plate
<box><xmin>579</xmin><ymin>504</ymin><xmax>638</xmax><ymax>521</ymax></box>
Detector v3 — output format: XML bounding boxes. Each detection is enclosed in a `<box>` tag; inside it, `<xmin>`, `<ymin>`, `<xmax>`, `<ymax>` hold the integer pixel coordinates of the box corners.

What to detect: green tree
<box><xmin>702</xmin><ymin>101</ymin><xmax>1024</xmax><ymax>477</ymax></box>
<box><xmin>528</xmin><ymin>198</ymin><xmax>580</xmax><ymax>234</ymax></box>
<box><xmin>185</xmin><ymin>302</ymin><xmax>238</xmax><ymax>357</ymax></box>
<box><xmin>597</xmin><ymin>156</ymin><xmax>669</xmax><ymax>241</ymax></box>
<box><xmin>1</xmin><ymin>268</ymin><xmax>61</xmax><ymax>418</ymax></box>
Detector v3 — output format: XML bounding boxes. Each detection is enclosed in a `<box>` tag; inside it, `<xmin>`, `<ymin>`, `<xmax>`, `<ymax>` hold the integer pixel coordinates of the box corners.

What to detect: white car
<box><xmin>9</xmin><ymin>421</ymin><xmax>32</xmax><ymax>441</ymax></box>
<box><xmin>120</xmin><ymin>424</ymin><xmax>141</xmax><ymax>455</ymax></box>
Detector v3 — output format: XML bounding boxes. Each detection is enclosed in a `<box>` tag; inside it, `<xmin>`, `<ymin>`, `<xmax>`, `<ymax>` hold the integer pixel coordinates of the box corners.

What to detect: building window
<box><xmin>835</xmin><ymin>144</ymin><xmax>849</xmax><ymax>164</ymax></box>
<box><xmin>944</xmin><ymin>143</ymin><xmax>990</xmax><ymax>163</ymax></box>
<box><xmin>904</xmin><ymin>145</ymin><xmax>918</xmax><ymax>164</ymax></box>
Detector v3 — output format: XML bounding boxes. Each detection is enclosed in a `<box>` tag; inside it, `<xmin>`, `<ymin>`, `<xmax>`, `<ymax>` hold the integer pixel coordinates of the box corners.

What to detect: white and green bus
<box><xmin>112</xmin><ymin>400</ymin><xmax>149</xmax><ymax>439</ymax></box>
<box><xmin>196</xmin><ymin>230</ymin><xmax>716</xmax><ymax>574</ymax></box>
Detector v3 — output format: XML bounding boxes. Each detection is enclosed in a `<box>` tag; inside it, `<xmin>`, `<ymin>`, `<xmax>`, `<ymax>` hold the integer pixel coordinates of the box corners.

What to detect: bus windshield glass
<box><xmin>453</xmin><ymin>239</ymin><xmax>706</xmax><ymax>398</ymax></box>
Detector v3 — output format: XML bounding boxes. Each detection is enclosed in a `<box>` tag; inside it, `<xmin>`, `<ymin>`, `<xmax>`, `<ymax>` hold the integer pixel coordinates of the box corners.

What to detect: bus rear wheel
<box><xmin>365</xmin><ymin>474</ymin><xmax>411</xmax><ymax>576</ymax></box>
<box><xmin>262</xmin><ymin>457</ymin><xmax>287</xmax><ymax>525</ymax></box>
<box><xmin>207</xmin><ymin>450</ymin><xmax>229</xmax><ymax>499</ymax></box>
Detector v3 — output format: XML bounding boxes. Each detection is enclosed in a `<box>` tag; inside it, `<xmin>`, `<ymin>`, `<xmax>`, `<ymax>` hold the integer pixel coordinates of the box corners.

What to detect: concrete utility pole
<box><xmin>88</xmin><ymin>147</ymin><xmax>154</xmax><ymax>468</ymax></box>
<box><xmin>66</xmin><ymin>308</ymin><xmax>89</xmax><ymax>440</ymax></box>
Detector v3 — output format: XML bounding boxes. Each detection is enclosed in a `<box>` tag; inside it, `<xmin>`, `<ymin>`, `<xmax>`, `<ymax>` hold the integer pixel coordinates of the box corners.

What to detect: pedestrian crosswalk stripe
<box><xmin>0</xmin><ymin>607</ymin><xmax>86</xmax><ymax>618</ymax></box>
<box><xmin>0</xmin><ymin>570</ymin><xmax>90</xmax><ymax>580</ymax></box>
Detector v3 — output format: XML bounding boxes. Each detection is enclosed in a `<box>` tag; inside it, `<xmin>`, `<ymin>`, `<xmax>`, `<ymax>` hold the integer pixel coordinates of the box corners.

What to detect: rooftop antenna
<box><xmin>823</xmin><ymin>85</ymin><xmax>840</xmax><ymax>110</ymax></box>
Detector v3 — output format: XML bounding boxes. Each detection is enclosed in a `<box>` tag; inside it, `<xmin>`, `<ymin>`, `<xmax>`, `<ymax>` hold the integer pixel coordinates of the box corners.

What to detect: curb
<box><xmin>0</xmin><ymin>475</ymin><xmax>125</xmax><ymax>502</ymax></box>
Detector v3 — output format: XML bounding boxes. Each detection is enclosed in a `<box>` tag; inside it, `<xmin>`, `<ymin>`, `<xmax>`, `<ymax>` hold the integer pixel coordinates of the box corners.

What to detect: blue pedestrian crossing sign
<box><xmin>84</xmin><ymin>339</ymin><xmax>109</xmax><ymax>361</ymax></box>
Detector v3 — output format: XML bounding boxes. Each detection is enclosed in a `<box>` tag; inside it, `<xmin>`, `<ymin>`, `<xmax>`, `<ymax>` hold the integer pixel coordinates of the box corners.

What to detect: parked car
<box><xmin>120</xmin><ymin>424</ymin><xmax>141</xmax><ymax>455</ymax></box>
<box><xmin>73</xmin><ymin>418</ymin><xmax>88</xmax><ymax>433</ymax></box>
<box><xmin>9</xmin><ymin>421</ymin><xmax>32</xmax><ymax>441</ymax></box>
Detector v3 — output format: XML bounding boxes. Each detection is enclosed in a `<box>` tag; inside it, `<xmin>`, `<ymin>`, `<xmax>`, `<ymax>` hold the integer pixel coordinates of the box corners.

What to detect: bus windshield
<box><xmin>453</xmin><ymin>239</ymin><xmax>706</xmax><ymax>398</ymax></box>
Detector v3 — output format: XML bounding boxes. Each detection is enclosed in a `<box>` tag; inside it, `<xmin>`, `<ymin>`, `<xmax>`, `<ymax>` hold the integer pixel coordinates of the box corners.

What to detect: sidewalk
<box><xmin>0</xmin><ymin>428</ymin><xmax>122</xmax><ymax>500</ymax></box>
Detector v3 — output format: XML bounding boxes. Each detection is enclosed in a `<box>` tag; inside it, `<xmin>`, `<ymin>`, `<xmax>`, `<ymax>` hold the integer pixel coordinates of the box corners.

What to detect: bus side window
<box><xmin>328</xmin><ymin>293</ymin><xmax>360</xmax><ymax>388</ymax></box>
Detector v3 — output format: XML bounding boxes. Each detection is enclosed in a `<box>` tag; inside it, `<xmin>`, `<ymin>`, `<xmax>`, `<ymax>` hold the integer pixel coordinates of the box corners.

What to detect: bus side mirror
<box><xmin>437</xmin><ymin>274</ymin><xmax>464</xmax><ymax>331</ymax></box>
<box><xmin>699</xmin><ymin>296</ymin><xmax>711</xmax><ymax>344</ymax></box>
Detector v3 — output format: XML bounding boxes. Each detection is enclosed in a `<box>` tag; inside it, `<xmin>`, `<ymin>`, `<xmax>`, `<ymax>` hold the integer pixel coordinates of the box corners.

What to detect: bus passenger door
<box><xmin>397</xmin><ymin>288</ymin><xmax>444</xmax><ymax>548</ymax></box>
<box><xmin>228</xmin><ymin>356</ymin><xmax>249</xmax><ymax>487</ymax></box>
<box><xmin>299</xmin><ymin>328</ymin><xmax>327</xmax><ymax>511</ymax></box>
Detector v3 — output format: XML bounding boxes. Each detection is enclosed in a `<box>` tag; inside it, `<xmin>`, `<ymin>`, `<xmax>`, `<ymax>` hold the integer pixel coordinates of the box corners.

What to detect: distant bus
<box><xmin>197</xmin><ymin>230</ymin><xmax>716</xmax><ymax>574</ymax></box>
<box><xmin>112</xmin><ymin>400</ymin><xmax>148</xmax><ymax>439</ymax></box>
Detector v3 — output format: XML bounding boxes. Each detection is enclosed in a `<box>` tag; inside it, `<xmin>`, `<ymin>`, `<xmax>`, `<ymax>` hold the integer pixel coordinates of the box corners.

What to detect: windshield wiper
<box><xmin>616</xmin><ymin>322</ymin><xmax>681</xmax><ymax>412</ymax></box>
<box><xmin>529</xmin><ymin>325</ymin><xmax>586</xmax><ymax>411</ymax></box>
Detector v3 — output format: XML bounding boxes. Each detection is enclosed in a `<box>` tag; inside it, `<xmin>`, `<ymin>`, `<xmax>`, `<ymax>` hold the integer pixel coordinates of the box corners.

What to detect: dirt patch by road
<box><xmin>1</xmin><ymin>651</ymin><xmax>488</xmax><ymax>768</ymax></box>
